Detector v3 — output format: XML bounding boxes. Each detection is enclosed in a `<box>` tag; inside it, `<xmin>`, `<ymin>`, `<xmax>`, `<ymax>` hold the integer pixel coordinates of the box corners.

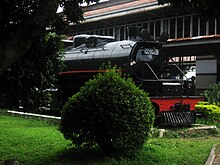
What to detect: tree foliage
<box><xmin>0</xmin><ymin>0</ymin><xmax>99</xmax><ymax>109</ymax></box>
<box><xmin>0</xmin><ymin>0</ymin><xmax>98</xmax><ymax>75</ymax></box>
<box><xmin>158</xmin><ymin>0</ymin><xmax>220</xmax><ymax>18</ymax></box>
<box><xmin>0</xmin><ymin>33</ymin><xmax>64</xmax><ymax>110</ymax></box>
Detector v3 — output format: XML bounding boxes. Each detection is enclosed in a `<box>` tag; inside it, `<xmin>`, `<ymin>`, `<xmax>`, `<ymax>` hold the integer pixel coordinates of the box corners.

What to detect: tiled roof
<box><xmin>84</xmin><ymin>0</ymin><xmax>157</xmax><ymax>17</ymax></box>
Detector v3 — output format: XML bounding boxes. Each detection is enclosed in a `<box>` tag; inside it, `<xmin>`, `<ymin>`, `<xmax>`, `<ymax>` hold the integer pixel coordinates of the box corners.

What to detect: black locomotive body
<box><xmin>57</xmin><ymin>30</ymin><xmax>202</xmax><ymax>126</ymax></box>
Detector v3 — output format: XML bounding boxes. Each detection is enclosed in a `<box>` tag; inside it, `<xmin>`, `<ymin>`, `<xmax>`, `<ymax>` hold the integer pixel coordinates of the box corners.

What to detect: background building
<box><xmin>68</xmin><ymin>0</ymin><xmax>220</xmax><ymax>94</ymax></box>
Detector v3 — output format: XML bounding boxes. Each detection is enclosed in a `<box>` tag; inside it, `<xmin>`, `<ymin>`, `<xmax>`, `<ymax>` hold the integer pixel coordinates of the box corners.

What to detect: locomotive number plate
<box><xmin>144</xmin><ymin>48</ymin><xmax>159</xmax><ymax>55</ymax></box>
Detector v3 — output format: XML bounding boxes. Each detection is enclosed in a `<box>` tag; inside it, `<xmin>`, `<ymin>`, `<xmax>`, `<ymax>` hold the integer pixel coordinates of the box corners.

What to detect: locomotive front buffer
<box><xmin>150</xmin><ymin>97</ymin><xmax>203</xmax><ymax>126</ymax></box>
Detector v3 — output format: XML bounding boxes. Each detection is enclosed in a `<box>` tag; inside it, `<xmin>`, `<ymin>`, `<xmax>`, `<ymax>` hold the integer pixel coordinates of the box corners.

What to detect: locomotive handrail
<box><xmin>96</xmin><ymin>46</ymin><xmax>105</xmax><ymax>51</ymax></box>
<box><xmin>142</xmin><ymin>79</ymin><xmax>185</xmax><ymax>82</ymax></box>
<box><xmin>144</xmin><ymin>63</ymin><xmax>159</xmax><ymax>80</ymax></box>
<box><xmin>169</xmin><ymin>58</ymin><xmax>188</xmax><ymax>79</ymax></box>
<box><xmin>95</xmin><ymin>43</ymin><xmax>107</xmax><ymax>50</ymax></box>
<box><xmin>171</xmin><ymin>64</ymin><xmax>188</xmax><ymax>79</ymax></box>
<box><xmin>74</xmin><ymin>45</ymin><xmax>88</xmax><ymax>53</ymax></box>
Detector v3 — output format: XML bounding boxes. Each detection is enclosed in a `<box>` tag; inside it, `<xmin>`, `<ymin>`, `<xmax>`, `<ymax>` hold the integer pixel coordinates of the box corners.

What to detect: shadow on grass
<box><xmin>39</xmin><ymin>146</ymin><xmax>143</xmax><ymax>165</ymax></box>
<box><xmin>39</xmin><ymin>146</ymin><xmax>157</xmax><ymax>165</ymax></box>
<box><xmin>40</xmin><ymin>147</ymin><xmax>108</xmax><ymax>165</ymax></box>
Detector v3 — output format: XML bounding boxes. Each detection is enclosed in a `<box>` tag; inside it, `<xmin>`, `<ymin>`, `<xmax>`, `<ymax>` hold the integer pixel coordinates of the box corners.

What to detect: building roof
<box><xmin>164</xmin><ymin>35</ymin><xmax>220</xmax><ymax>57</ymax></box>
<box><xmin>83</xmin><ymin>0</ymin><xmax>167</xmax><ymax>22</ymax></box>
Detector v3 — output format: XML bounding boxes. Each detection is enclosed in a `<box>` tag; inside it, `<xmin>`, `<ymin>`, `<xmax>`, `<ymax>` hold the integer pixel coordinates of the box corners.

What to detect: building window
<box><xmin>162</xmin><ymin>19</ymin><xmax>169</xmax><ymax>33</ymax></box>
<box><xmin>120</xmin><ymin>26</ymin><xmax>125</xmax><ymax>40</ymax></box>
<box><xmin>143</xmin><ymin>22</ymin><xmax>149</xmax><ymax>30</ymax></box>
<box><xmin>217</xmin><ymin>18</ymin><xmax>220</xmax><ymax>34</ymax></box>
<box><xmin>200</xmin><ymin>18</ymin><xmax>206</xmax><ymax>36</ymax></box>
<box><xmin>184</xmin><ymin>16</ymin><xmax>190</xmax><ymax>38</ymax></box>
<box><xmin>155</xmin><ymin>21</ymin><xmax>161</xmax><ymax>38</ymax></box>
<box><xmin>209</xmin><ymin>18</ymin><xmax>215</xmax><ymax>35</ymax></box>
<box><xmin>177</xmin><ymin>17</ymin><xmax>183</xmax><ymax>38</ymax></box>
<box><xmin>149</xmin><ymin>22</ymin><xmax>155</xmax><ymax>39</ymax></box>
<box><xmin>193</xmin><ymin>15</ymin><xmax>199</xmax><ymax>37</ymax></box>
<box><xmin>170</xmin><ymin>18</ymin><xmax>176</xmax><ymax>39</ymax></box>
<box><xmin>114</xmin><ymin>27</ymin><xmax>120</xmax><ymax>40</ymax></box>
<box><xmin>109</xmin><ymin>28</ymin><xmax>113</xmax><ymax>36</ymax></box>
<box><xmin>104</xmin><ymin>29</ymin><xmax>109</xmax><ymax>36</ymax></box>
<box><xmin>99</xmin><ymin>29</ymin><xmax>104</xmax><ymax>35</ymax></box>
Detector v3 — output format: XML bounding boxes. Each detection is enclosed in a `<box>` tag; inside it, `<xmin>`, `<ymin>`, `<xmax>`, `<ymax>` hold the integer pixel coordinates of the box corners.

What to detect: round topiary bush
<box><xmin>60</xmin><ymin>67</ymin><xmax>155</xmax><ymax>157</ymax></box>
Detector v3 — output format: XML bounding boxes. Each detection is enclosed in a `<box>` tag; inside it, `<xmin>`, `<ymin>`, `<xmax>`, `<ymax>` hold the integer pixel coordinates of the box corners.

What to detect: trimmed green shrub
<box><xmin>195</xmin><ymin>101</ymin><xmax>209</xmax><ymax>106</ymax></box>
<box><xmin>195</xmin><ymin>101</ymin><xmax>220</xmax><ymax>122</ymax></box>
<box><xmin>60</xmin><ymin>67</ymin><xmax>155</xmax><ymax>157</ymax></box>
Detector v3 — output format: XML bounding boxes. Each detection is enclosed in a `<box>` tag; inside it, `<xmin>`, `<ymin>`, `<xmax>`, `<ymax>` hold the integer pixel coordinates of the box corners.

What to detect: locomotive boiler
<box><xmin>57</xmin><ymin>28</ymin><xmax>202</xmax><ymax>126</ymax></box>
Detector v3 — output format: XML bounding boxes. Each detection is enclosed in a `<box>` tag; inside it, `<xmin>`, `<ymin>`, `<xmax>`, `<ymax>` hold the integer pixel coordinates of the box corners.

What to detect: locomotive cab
<box><xmin>127</xmin><ymin>38</ymin><xmax>193</xmax><ymax>97</ymax></box>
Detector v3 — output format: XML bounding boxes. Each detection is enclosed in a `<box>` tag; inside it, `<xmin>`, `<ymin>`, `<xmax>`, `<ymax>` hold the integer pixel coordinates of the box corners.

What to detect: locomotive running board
<box><xmin>159</xmin><ymin>111</ymin><xmax>196</xmax><ymax>126</ymax></box>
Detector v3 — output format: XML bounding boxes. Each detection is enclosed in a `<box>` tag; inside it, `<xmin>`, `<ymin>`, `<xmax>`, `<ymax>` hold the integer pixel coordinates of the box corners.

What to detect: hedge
<box><xmin>195</xmin><ymin>101</ymin><xmax>220</xmax><ymax>121</ymax></box>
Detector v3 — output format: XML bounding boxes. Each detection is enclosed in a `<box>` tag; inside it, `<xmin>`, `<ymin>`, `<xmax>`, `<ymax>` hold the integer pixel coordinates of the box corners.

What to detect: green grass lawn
<box><xmin>0</xmin><ymin>114</ymin><xmax>71</xmax><ymax>165</ymax></box>
<box><xmin>0</xmin><ymin>112</ymin><xmax>220</xmax><ymax>165</ymax></box>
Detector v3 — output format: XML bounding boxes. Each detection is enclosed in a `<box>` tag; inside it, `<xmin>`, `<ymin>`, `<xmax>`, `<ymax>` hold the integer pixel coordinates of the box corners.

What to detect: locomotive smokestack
<box><xmin>127</xmin><ymin>26</ymin><xmax>142</xmax><ymax>41</ymax></box>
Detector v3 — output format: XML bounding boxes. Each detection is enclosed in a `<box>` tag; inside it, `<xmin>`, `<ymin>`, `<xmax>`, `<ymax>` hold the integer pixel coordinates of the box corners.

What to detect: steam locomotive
<box><xmin>56</xmin><ymin>27</ymin><xmax>202</xmax><ymax>126</ymax></box>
